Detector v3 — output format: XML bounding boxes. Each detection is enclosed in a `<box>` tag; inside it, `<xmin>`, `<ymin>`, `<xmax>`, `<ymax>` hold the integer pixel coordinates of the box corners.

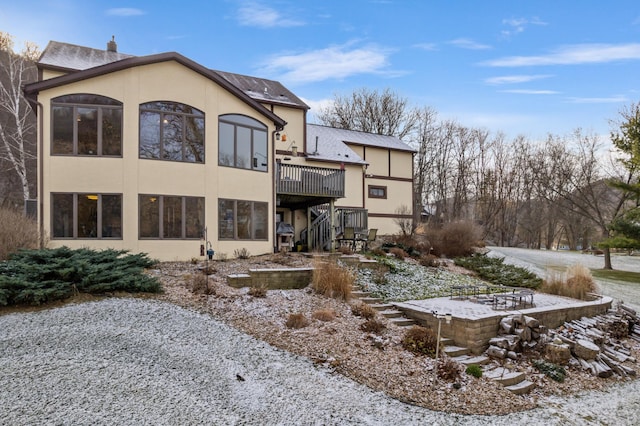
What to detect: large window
<box><xmin>139</xmin><ymin>102</ymin><xmax>205</xmax><ymax>163</ymax></box>
<box><xmin>139</xmin><ymin>195</ymin><xmax>204</xmax><ymax>239</ymax></box>
<box><xmin>218</xmin><ymin>199</ymin><xmax>268</xmax><ymax>240</ymax></box>
<box><xmin>52</xmin><ymin>94</ymin><xmax>122</xmax><ymax>156</ymax></box>
<box><xmin>218</xmin><ymin>114</ymin><xmax>268</xmax><ymax>171</ymax></box>
<box><xmin>51</xmin><ymin>193</ymin><xmax>122</xmax><ymax>239</ymax></box>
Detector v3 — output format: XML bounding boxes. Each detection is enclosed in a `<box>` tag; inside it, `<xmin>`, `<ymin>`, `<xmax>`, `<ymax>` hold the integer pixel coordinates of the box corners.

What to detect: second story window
<box><xmin>52</xmin><ymin>94</ymin><xmax>122</xmax><ymax>156</ymax></box>
<box><xmin>139</xmin><ymin>102</ymin><xmax>205</xmax><ymax>163</ymax></box>
<box><xmin>218</xmin><ymin>114</ymin><xmax>268</xmax><ymax>171</ymax></box>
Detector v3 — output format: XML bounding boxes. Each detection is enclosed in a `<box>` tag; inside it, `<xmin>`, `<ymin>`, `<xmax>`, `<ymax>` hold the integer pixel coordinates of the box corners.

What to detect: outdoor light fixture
<box><xmin>275</xmin><ymin>131</ymin><xmax>281</xmax><ymax>140</ymax></box>
<box><xmin>433</xmin><ymin>311</ymin><xmax>452</xmax><ymax>381</ymax></box>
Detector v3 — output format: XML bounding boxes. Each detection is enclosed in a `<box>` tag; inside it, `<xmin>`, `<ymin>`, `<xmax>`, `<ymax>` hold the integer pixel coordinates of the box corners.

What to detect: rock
<box><xmin>573</xmin><ymin>339</ymin><xmax>600</xmax><ymax>360</ymax></box>
<box><xmin>500</xmin><ymin>317</ymin><xmax>514</xmax><ymax>334</ymax></box>
<box><xmin>545</xmin><ymin>342</ymin><xmax>572</xmax><ymax>365</ymax></box>
<box><xmin>487</xmin><ymin>345</ymin><xmax>507</xmax><ymax>359</ymax></box>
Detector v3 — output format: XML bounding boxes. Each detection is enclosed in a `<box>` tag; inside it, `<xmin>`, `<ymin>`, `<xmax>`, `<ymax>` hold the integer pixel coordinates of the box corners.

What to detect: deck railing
<box><xmin>276</xmin><ymin>163</ymin><xmax>345</xmax><ymax>198</ymax></box>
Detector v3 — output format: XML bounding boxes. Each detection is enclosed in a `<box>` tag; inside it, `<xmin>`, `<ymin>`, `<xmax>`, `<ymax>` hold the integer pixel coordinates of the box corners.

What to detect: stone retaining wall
<box><xmin>397</xmin><ymin>297</ymin><xmax>612</xmax><ymax>354</ymax></box>
<box><xmin>227</xmin><ymin>268</ymin><xmax>314</xmax><ymax>290</ymax></box>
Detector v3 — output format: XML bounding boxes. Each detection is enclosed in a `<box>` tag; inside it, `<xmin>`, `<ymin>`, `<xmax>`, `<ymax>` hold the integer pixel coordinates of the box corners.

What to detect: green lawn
<box><xmin>590</xmin><ymin>268</ymin><xmax>640</xmax><ymax>284</ymax></box>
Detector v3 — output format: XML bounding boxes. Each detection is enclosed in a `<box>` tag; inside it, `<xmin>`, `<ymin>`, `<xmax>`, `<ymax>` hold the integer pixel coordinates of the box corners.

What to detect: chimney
<box><xmin>107</xmin><ymin>36</ymin><xmax>117</xmax><ymax>53</ymax></box>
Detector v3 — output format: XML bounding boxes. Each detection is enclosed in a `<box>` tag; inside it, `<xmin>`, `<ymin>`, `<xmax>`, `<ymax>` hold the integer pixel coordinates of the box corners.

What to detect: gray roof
<box><xmin>38</xmin><ymin>41</ymin><xmax>134</xmax><ymax>71</ymax></box>
<box><xmin>37</xmin><ymin>41</ymin><xmax>308</xmax><ymax>110</ymax></box>
<box><xmin>305</xmin><ymin>124</ymin><xmax>415</xmax><ymax>165</ymax></box>
<box><xmin>214</xmin><ymin>70</ymin><xmax>308</xmax><ymax>110</ymax></box>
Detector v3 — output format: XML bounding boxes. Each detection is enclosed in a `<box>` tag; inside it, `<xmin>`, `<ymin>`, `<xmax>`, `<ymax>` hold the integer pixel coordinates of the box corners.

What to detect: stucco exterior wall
<box><xmin>38</xmin><ymin>60</ymin><xmax>278</xmax><ymax>261</ymax></box>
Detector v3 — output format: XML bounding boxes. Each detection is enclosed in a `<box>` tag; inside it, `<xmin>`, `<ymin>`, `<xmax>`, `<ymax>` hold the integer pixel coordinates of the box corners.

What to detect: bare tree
<box><xmin>0</xmin><ymin>32</ymin><xmax>37</xmax><ymax>206</ymax></box>
<box><xmin>316</xmin><ymin>87</ymin><xmax>419</xmax><ymax>139</ymax></box>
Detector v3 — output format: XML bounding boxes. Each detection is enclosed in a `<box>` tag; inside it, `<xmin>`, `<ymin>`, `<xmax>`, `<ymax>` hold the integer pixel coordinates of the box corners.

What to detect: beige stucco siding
<box><xmin>39</xmin><ymin>60</ymin><xmax>278</xmax><ymax>260</ymax></box>
<box><xmin>364</xmin><ymin>147</ymin><xmax>389</xmax><ymax>176</ymax></box>
<box><xmin>390</xmin><ymin>150</ymin><xmax>413</xmax><ymax>179</ymax></box>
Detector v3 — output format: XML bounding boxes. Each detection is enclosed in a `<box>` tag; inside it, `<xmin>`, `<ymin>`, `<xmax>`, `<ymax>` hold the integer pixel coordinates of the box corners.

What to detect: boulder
<box><xmin>546</xmin><ymin>342</ymin><xmax>572</xmax><ymax>365</ymax></box>
<box><xmin>573</xmin><ymin>339</ymin><xmax>600</xmax><ymax>360</ymax></box>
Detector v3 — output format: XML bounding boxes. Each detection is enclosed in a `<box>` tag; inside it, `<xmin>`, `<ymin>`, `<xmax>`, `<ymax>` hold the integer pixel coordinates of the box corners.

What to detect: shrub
<box><xmin>312</xmin><ymin>309</ymin><xmax>336</xmax><ymax>322</ymax></box>
<box><xmin>370</xmin><ymin>248</ymin><xmax>386</xmax><ymax>257</ymax></box>
<box><xmin>360</xmin><ymin>318</ymin><xmax>386</xmax><ymax>334</ymax></box>
<box><xmin>0</xmin><ymin>207</ymin><xmax>41</xmax><ymax>261</ymax></box>
<box><xmin>388</xmin><ymin>247</ymin><xmax>408</xmax><ymax>260</ymax></box>
<box><xmin>402</xmin><ymin>325</ymin><xmax>438</xmax><ymax>356</ymax></box>
<box><xmin>337</xmin><ymin>245</ymin><xmax>354</xmax><ymax>255</ymax></box>
<box><xmin>465</xmin><ymin>364</ymin><xmax>483</xmax><ymax>378</ymax></box>
<box><xmin>191</xmin><ymin>273</ymin><xmax>216</xmax><ymax>295</ymax></box>
<box><xmin>217</xmin><ymin>252</ymin><xmax>228</xmax><ymax>262</ymax></box>
<box><xmin>540</xmin><ymin>264</ymin><xmax>598</xmax><ymax>300</ymax></box>
<box><xmin>311</xmin><ymin>259</ymin><xmax>353</xmax><ymax>301</ymax></box>
<box><xmin>532</xmin><ymin>359</ymin><xmax>566</xmax><ymax>382</ymax></box>
<box><xmin>0</xmin><ymin>247</ymin><xmax>161</xmax><ymax>306</ymax></box>
<box><xmin>285</xmin><ymin>313</ymin><xmax>309</xmax><ymax>329</ymax></box>
<box><xmin>248</xmin><ymin>285</ymin><xmax>267</xmax><ymax>298</ymax></box>
<box><xmin>270</xmin><ymin>252</ymin><xmax>297</xmax><ymax>266</ymax></box>
<box><xmin>419</xmin><ymin>253</ymin><xmax>440</xmax><ymax>267</ymax></box>
<box><xmin>419</xmin><ymin>221</ymin><xmax>482</xmax><ymax>258</ymax></box>
<box><xmin>438</xmin><ymin>358</ymin><xmax>462</xmax><ymax>381</ymax></box>
<box><xmin>233</xmin><ymin>248</ymin><xmax>251</xmax><ymax>259</ymax></box>
<box><xmin>454</xmin><ymin>254</ymin><xmax>542</xmax><ymax>289</ymax></box>
<box><xmin>351</xmin><ymin>302</ymin><xmax>377</xmax><ymax>320</ymax></box>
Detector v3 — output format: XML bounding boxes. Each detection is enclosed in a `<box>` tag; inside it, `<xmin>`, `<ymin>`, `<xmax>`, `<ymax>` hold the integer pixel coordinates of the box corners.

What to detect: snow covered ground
<box><xmin>2</xmin><ymin>298</ymin><xmax>639</xmax><ymax>425</ymax></box>
<box><xmin>488</xmin><ymin>246</ymin><xmax>640</xmax><ymax>310</ymax></box>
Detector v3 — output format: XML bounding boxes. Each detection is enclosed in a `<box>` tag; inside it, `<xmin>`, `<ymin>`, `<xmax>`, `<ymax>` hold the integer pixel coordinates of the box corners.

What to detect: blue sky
<box><xmin>2</xmin><ymin>0</ymin><xmax>640</xmax><ymax>142</ymax></box>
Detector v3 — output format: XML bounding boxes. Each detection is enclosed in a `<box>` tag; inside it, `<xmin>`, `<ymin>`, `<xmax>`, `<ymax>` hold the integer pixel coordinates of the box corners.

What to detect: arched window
<box><xmin>51</xmin><ymin>94</ymin><xmax>122</xmax><ymax>156</ymax></box>
<box><xmin>139</xmin><ymin>101</ymin><xmax>205</xmax><ymax>163</ymax></box>
<box><xmin>218</xmin><ymin>114</ymin><xmax>268</xmax><ymax>171</ymax></box>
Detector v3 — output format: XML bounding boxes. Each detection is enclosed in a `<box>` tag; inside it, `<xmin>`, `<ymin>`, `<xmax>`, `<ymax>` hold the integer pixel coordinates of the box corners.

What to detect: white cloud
<box><xmin>485</xmin><ymin>74</ymin><xmax>552</xmax><ymax>85</ymax></box>
<box><xmin>301</xmin><ymin>97</ymin><xmax>334</xmax><ymax>119</ymax></box>
<box><xmin>501</xmin><ymin>89</ymin><xmax>559</xmax><ymax>95</ymax></box>
<box><xmin>105</xmin><ymin>8</ymin><xmax>145</xmax><ymax>17</ymax></box>
<box><xmin>237</xmin><ymin>2</ymin><xmax>304</xmax><ymax>28</ymax></box>
<box><xmin>501</xmin><ymin>17</ymin><xmax>548</xmax><ymax>37</ymax></box>
<box><xmin>260</xmin><ymin>43</ymin><xmax>391</xmax><ymax>84</ymax></box>
<box><xmin>566</xmin><ymin>96</ymin><xmax>628</xmax><ymax>104</ymax></box>
<box><xmin>482</xmin><ymin>43</ymin><xmax>640</xmax><ymax>67</ymax></box>
<box><xmin>448</xmin><ymin>38</ymin><xmax>492</xmax><ymax>50</ymax></box>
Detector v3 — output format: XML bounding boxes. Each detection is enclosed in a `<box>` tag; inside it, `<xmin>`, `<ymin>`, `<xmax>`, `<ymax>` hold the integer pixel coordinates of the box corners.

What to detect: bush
<box><xmin>312</xmin><ymin>309</ymin><xmax>336</xmax><ymax>322</ymax></box>
<box><xmin>388</xmin><ymin>247</ymin><xmax>408</xmax><ymax>260</ymax></box>
<box><xmin>285</xmin><ymin>313</ymin><xmax>309</xmax><ymax>329</ymax></box>
<box><xmin>419</xmin><ymin>253</ymin><xmax>440</xmax><ymax>267</ymax></box>
<box><xmin>0</xmin><ymin>207</ymin><xmax>41</xmax><ymax>261</ymax></box>
<box><xmin>532</xmin><ymin>359</ymin><xmax>566</xmax><ymax>382</ymax></box>
<box><xmin>540</xmin><ymin>264</ymin><xmax>597</xmax><ymax>300</ymax></box>
<box><xmin>311</xmin><ymin>259</ymin><xmax>353</xmax><ymax>301</ymax></box>
<box><xmin>402</xmin><ymin>325</ymin><xmax>438</xmax><ymax>356</ymax></box>
<box><xmin>248</xmin><ymin>285</ymin><xmax>267</xmax><ymax>298</ymax></box>
<box><xmin>418</xmin><ymin>221</ymin><xmax>482</xmax><ymax>258</ymax></box>
<box><xmin>454</xmin><ymin>254</ymin><xmax>542</xmax><ymax>289</ymax></box>
<box><xmin>351</xmin><ymin>302</ymin><xmax>377</xmax><ymax>320</ymax></box>
<box><xmin>465</xmin><ymin>364</ymin><xmax>483</xmax><ymax>378</ymax></box>
<box><xmin>438</xmin><ymin>358</ymin><xmax>462</xmax><ymax>381</ymax></box>
<box><xmin>233</xmin><ymin>248</ymin><xmax>251</xmax><ymax>259</ymax></box>
<box><xmin>0</xmin><ymin>247</ymin><xmax>161</xmax><ymax>306</ymax></box>
<box><xmin>191</xmin><ymin>274</ymin><xmax>215</xmax><ymax>295</ymax></box>
<box><xmin>360</xmin><ymin>318</ymin><xmax>386</xmax><ymax>334</ymax></box>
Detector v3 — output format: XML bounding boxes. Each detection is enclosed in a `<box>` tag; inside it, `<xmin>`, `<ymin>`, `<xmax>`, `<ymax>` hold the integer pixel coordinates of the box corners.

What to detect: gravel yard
<box><xmin>1</xmin><ymin>252</ymin><xmax>640</xmax><ymax>425</ymax></box>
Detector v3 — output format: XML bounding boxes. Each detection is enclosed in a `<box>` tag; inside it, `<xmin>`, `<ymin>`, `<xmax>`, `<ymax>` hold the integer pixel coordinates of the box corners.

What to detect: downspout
<box><xmin>272</xmin><ymin>125</ymin><xmax>284</xmax><ymax>253</ymax></box>
<box><xmin>27</xmin><ymin>95</ymin><xmax>45</xmax><ymax>248</ymax></box>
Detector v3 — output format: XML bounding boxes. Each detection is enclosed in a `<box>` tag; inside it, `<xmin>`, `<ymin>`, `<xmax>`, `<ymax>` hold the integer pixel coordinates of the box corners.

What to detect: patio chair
<box><xmin>337</xmin><ymin>227</ymin><xmax>356</xmax><ymax>250</ymax></box>
<box><xmin>361</xmin><ymin>228</ymin><xmax>377</xmax><ymax>252</ymax></box>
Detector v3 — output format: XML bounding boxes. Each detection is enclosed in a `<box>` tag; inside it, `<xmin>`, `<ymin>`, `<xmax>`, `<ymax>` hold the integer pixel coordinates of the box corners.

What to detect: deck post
<box><xmin>329</xmin><ymin>199</ymin><xmax>336</xmax><ymax>252</ymax></box>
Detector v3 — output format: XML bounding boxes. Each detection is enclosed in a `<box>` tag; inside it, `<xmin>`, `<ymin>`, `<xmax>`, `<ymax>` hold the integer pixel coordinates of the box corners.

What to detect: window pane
<box><xmin>237</xmin><ymin>127</ymin><xmax>251</xmax><ymax>169</ymax></box>
<box><xmin>52</xmin><ymin>106</ymin><xmax>74</xmax><ymax>155</ymax></box>
<box><xmin>253</xmin><ymin>130</ymin><xmax>267</xmax><ymax>171</ymax></box>
<box><xmin>163</xmin><ymin>196</ymin><xmax>183</xmax><ymax>238</ymax></box>
<box><xmin>185</xmin><ymin>116</ymin><xmax>205</xmax><ymax>163</ymax></box>
<box><xmin>185</xmin><ymin>197</ymin><xmax>204</xmax><ymax>238</ymax></box>
<box><xmin>102</xmin><ymin>195</ymin><xmax>122</xmax><ymax>238</ymax></box>
<box><xmin>77</xmin><ymin>194</ymin><xmax>98</xmax><ymax>238</ymax></box>
<box><xmin>218</xmin><ymin>122</ymin><xmax>235</xmax><ymax>166</ymax></box>
<box><xmin>102</xmin><ymin>108</ymin><xmax>122</xmax><ymax>156</ymax></box>
<box><xmin>140</xmin><ymin>111</ymin><xmax>160</xmax><ymax>159</ymax></box>
<box><xmin>237</xmin><ymin>201</ymin><xmax>251</xmax><ymax>239</ymax></box>
<box><xmin>52</xmin><ymin>193</ymin><xmax>73</xmax><ymax>237</ymax></box>
<box><xmin>254</xmin><ymin>202</ymin><xmax>268</xmax><ymax>239</ymax></box>
<box><xmin>77</xmin><ymin>107</ymin><xmax>98</xmax><ymax>155</ymax></box>
<box><xmin>218</xmin><ymin>199</ymin><xmax>235</xmax><ymax>239</ymax></box>
<box><xmin>139</xmin><ymin>195</ymin><xmax>160</xmax><ymax>238</ymax></box>
<box><xmin>162</xmin><ymin>114</ymin><xmax>183</xmax><ymax>161</ymax></box>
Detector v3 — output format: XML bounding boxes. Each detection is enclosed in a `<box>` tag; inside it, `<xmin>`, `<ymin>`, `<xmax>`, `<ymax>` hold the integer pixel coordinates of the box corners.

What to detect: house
<box><xmin>23</xmin><ymin>39</ymin><xmax>415</xmax><ymax>261</ymax></box>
